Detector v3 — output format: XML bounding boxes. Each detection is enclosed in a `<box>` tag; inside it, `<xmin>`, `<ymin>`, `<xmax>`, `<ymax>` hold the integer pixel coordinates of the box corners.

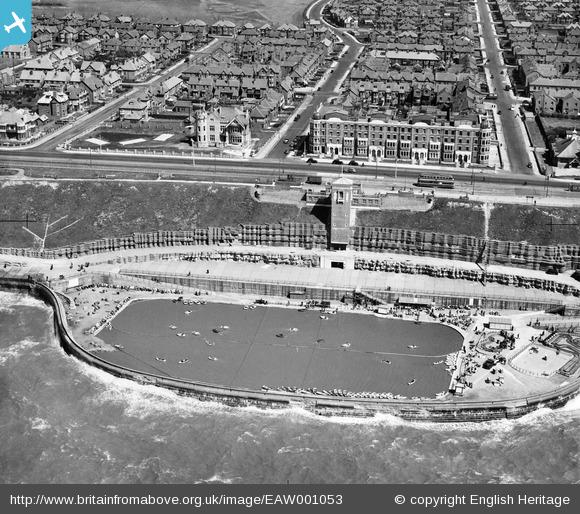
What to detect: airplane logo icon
<box><xmin>4</xmin><ymin>12</ymin><xmax>26</xmax><ymax>34</ymax></box>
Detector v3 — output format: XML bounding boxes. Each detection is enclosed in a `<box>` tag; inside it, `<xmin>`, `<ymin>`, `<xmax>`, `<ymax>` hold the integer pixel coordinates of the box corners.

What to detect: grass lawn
<box><xmin>355</xmin><ymin>199</ymin><xmax>485</xmax><ymax>237</ymax></box>
<box><xmin>539</xmin><ymin>116</ymin><xmax>580</xmax><ymax>143</ymax></box>
<box><xmin>0</xmin><ymin>182</ymin><xmax>321</xmax><ymax>249</ymax></box>
<box><xmin>488</xmin><ymin>205</ymin><xmax>580</xmax><ymax>245</ymax></box>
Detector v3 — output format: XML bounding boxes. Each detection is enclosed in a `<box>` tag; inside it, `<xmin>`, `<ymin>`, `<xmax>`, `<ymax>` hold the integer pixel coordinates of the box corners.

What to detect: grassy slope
<box><xmin>355</xmin><ymin>199</ymin><xmax>485</xmax><ymax>237</ymax></box>
<box><xmin>488</xmin><ymin>205</ymin><xmax>580</xmax><ymax>246</ymax></box>
<box><xmin>0</xmin><ymin>182</ymin><xmax>320</xmax><ymax>249</ymax></box>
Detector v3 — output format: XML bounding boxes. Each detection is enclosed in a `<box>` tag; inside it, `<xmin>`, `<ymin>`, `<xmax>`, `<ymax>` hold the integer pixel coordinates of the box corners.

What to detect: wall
<box><xmin>1</xmin><ymin>276</ymin><xmax>579</xmax><ymax>422</ymax></box>
<box><xmin>1</xmin><ymin>223</ymin><xmax>578</xmax><ymax>272</ymax></box>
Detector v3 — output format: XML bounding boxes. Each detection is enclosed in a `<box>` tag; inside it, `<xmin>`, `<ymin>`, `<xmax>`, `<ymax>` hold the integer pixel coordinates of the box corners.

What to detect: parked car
<box><xmin>348</xmin><ymin>160</ymin><xmax>359</xmax><ymax>166</ymax></box>
<box><xmin>306</xmin><ymin>157</ymin><xmax>318</xmax><ymax>164</ymax></box>
<box><xmin>331</xmin><ymin>159</ymin><xmax>343</xmax><ymax>165</ymax></box>
<box><xmin>284</xmin><ymin>149</ymin><xmax>290</xmax><ymax>154</ymax></box>
<box><xmin>527</xmin><ymin>162</ymin><xmax>532</xmax><ymax>168</ymax></box>
<box><xmin>283</xmin><ymin>138</ymin><xmax>289</xmax><ymax>144</ymax></box>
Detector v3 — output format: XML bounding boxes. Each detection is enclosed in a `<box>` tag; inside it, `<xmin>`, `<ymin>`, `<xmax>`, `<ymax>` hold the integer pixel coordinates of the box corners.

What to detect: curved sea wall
<box><xmin>2</xmin><ymin>277</ymin><xmax>579</xmax><ymax>422</ymax></box>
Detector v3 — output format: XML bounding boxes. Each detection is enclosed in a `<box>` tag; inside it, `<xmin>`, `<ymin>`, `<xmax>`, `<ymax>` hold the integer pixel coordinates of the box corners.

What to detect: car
<box><xmin>284</xmin><ymin>149</ymin><xmax>290</xmax><ymax>154</ymax></box>
<box><xmin>526</xmin><ymin>162</ymin><xmax>532</xmax><ymax>168</ymax></box>
<box><xmin>295</xmin><ymin>114</ymin><xmax>301</xmax><ymax>120</ymax></box>
<box><xmin>306</xmin><ymin>157</ymin><xmax>318</xmax><ymax>164</ymax></box>
<box><xmin>497</xmin><ymin>110</ymin><xmax>502</xmax><ymax>115</ymax></box>
<box><xmin>508</xmin><ymin>106</ymin><xmax>514</xmax><ymax>111</ymax></box>
<box><xmin>283</xmin><ymin>138</ymin><xmax>289</xmax><ymax>144</ymax></box>
<box><xmin>331</xmin><ymin>159</ymin><xmax>344</xmax><ymax>165</ymax></box>
<box><xmin>348</xmin><ymin>160</ymin><xmax>359</xmax><ymax>166</ymax></box>
<box><xmin>344</xmin><ymin>167</ymin><xmax>356</xmax><ymax>174</ymax></box>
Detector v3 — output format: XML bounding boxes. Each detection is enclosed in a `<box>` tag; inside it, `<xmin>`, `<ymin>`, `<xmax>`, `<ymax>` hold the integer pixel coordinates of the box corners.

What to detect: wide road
<box><xmin>266</xmin><ymin>0</ymin><xmax>364</xmax><ymax>159</ymax></box>
<box><xmin>477</xmin><ymin>0</ymin><xmax>531</xmax><ymax>174</ymax></box>
<box><xmin>1</xmin><ymin>151</ymin><xmax>572</xmax><ymax>193</ymax></box>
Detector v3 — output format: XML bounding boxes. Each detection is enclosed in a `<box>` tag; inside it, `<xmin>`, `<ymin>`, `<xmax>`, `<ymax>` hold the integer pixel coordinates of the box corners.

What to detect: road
<box><xmin>477</xmin><ymin>0</ymin><xmax>532</xmax><ymax>174</ymax></box>
<box><xmin>266</xmin><ymin>0</ymin><xmax>364</xmax><ymax>159</ymax></box>
<box><xmin>1</xmin><ymin>150</ymin><xmax>573</xmax><ymax>195</ymax></box>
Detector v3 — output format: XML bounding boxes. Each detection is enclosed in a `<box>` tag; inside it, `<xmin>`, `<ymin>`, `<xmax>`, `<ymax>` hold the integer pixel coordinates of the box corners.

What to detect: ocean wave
<box><xmin>75</xmin><ymin>361</ymin><xmax>235</xmax><ymax>420</ymax></box>
<box><xmin>194</xmin><ymin>473</ymin><xmax>241</xmax><ymax>484</ymax></box>
<box><xmin>0</xmin><ymin>339</ymin><xmax>42</xmax><ymax>365</ymax></box>
<box><xmin>30</xmin><ymin>417</ymin><xmax>51</xmax><ymax>431</ymax></box>
<box><xmin>0</xmin><ymin>292</ymin><xmax>47</xmax><ymax>312</ymax></box>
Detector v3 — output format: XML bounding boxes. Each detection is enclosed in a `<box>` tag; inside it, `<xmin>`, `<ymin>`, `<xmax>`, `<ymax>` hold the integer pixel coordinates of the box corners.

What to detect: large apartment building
<box><xmin>309</xmin><ymin>109</ymin><xmax>491</xmax><ymax>166</ymax></box>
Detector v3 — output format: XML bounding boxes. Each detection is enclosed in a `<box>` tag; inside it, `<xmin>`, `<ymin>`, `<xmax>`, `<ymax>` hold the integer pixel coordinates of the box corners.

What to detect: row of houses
<box><xmin>325</xmin><ymin>0</ymin><xmax>477</xmax><ymax>62</ymax></box>
<box><xmin>495</xmin><ymin>0</ymin><xmax>580</xmax><ymax>119</ymax></box>
<box><xmin>308</xmin><ymin>106</ymin><xmax>492</xmax><ymax>166</ymax></box>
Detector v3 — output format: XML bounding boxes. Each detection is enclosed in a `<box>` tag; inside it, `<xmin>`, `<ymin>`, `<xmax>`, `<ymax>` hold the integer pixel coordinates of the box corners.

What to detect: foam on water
<box><xmin>0</xmin><ymin>292</ymin><xmax>47</xmax><ymax>312</ymax></box>
<box><xmin>0</xmin><ymin>339</ymin><xmax>42</xmax><ymax>365</ymax></box>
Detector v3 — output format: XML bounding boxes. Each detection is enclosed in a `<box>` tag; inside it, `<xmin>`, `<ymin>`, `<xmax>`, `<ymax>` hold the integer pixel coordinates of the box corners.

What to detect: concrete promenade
<box><xmin>2</xmin><ymin>244</ymin><xmax>577</xmax><ymax>313</ymax></box>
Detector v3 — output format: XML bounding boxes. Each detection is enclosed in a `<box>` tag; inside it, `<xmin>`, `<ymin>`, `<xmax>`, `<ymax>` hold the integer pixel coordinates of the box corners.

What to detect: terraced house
<box><xmin>309</xmin><ymin>108</ymin><xmax>491</xmax><ymax>166</ymax></box>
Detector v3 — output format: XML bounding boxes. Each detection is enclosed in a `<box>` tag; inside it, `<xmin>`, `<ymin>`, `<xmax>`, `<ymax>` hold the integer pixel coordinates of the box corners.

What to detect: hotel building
<box><xmin>309</xmin><ymin>109</ymin><xmax>492</xmax><ymax>166</ymax></box>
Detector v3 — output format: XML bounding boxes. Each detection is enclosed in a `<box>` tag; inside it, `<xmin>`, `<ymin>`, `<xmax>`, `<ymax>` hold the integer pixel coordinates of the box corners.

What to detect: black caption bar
<box><xmin>1</xmin><ymin>485</ymin><xmax>577</xmax><ymax>514</ymax></box>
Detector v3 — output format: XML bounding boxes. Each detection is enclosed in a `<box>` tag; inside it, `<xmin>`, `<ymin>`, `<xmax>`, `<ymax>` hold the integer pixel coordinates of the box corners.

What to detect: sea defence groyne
<box><xmin>2</xmin><ymin>276</ymin><xmax>579</xmax><ymax>422</ymax></box>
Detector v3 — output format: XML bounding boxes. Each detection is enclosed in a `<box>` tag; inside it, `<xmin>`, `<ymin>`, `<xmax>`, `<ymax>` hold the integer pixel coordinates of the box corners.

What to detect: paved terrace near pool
<box><xmin>1</xmin><ymin>243</ymin><xmax>578</xmax><ymax>309</ymax></box>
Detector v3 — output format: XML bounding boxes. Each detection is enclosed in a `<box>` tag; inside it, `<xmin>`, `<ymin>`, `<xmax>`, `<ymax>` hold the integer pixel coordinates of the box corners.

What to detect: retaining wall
<box><xmin>1</xmin><ymin>223</ymin><xmax>578</xmax><ymax>272</ymax></box>
<box><xmin>1</xmin><ymin>277</ymin><xmax>579</xmax><ymax>422</ymax></box>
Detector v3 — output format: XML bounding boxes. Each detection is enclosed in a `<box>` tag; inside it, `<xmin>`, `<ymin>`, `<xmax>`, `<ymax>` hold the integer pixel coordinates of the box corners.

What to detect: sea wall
<box><xmin>116</xmin><ymin>269</ymin><xmax>568</xmax><ymax>311</ymax></box>
<box><xmin>1</xmin><ymin>223</ymin><xmax>579</xmax><ymax>271</ymax></box>
<box><xmin>1</xmin><ymin>276</ymin><xmax>579</xmax><ymax>422</ymax></box>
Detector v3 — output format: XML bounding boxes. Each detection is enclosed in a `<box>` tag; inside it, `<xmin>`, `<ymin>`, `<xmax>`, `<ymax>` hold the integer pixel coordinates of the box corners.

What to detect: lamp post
<box><xmin>471</xmin><ymin>163</ymin><xmax>475</xmax><ymax>196</ymax></box>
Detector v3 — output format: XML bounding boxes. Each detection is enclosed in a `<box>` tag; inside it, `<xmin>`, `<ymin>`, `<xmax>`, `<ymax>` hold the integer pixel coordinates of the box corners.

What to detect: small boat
<box><xmin>208</xmin><ymin>356</ymin><xmax>218</xmax><ymax>361</ymax></box>
<box><xmin>243</xmin><ymin>306</ymin><xmax>249</xmax><ymax>310</ymax></box>
<box><xmin>169</xmin><ymin>325</ymin><xmax>177</xmax><ymax>330</ymax></box>
<box><xmin>222</xmin><ymin>325</ymin><xmax>229</xmax><ymax>330</ymax></box>
<box><xmin>184</xmin><ymin>310</ymin><xmax>192</xmax><ymax>315</ymax></box>
<box><xmin>341</xmin><ymin>342</ymin><xmax>351</xmax><ymax>349</ymax></box>
<box><xmin>381</xmin><ymin>359</ymin><xmax>391</xmax><ymax>365</ymax></box>
<box><xmin>407</xmin><ymin>345</ymin><xmax>418</xmax><ymax>349</ymax></box>
<box><xmin>261</xmin><ymin>385</ymin><xmax>270</xmax><ymax>391</ymax></box>
<box><xmin>113</xmin><ymin>344</ymin><xmax>124</xmax><ymax>350</ymax></box>
<box><xmin>191</xmin><ymin>331</ymin><xmax>200</xmax><ymax>336</ymax></box>
<box><xmin>276</xmin><ymin>333</ymin><xmax>285</xmax><ymax>338</ymax></box>
<box><xmin>320</xmin><ymin>315</ymin><xmax>328</xmax><ymax>320</ymax></box>
<box><xmin>407</xmin><ymin>379</ymin><xmax>416</xmax><ymax>386</ymax></box>
<box><xmin>204</xmin><ymin>339</ymin><xmax>215</xmax><ymax>346</ymax></box>
<box><xmin>316</xmin><ymin>338</ymin><xmax>325</xmax><ymax>344</ymax></box>
<box><xmin>178</xmin><ymin>358</ymin><xmax>189</xmax><ymax>364</ymax></box>
<box><xmin>432</xmin><ymin>360</ymin><xmax>444</xmax><ymax>365</ymax></box>
<box><xmin>155</xmin><ymin>356</ymin><xmax>166</xmax><ymax>362</ymax></box>
<box><xmin>212</xmin><ymin>328</ymin><xmax>222</xmax><ymax>334</ymax></box>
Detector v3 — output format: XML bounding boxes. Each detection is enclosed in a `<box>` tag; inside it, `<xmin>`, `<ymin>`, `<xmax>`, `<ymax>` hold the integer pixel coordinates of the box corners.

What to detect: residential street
<box><xmin>266</xmin><ymin>0</ymin><xmax>363</xmax><ymax>160</ymax></box>
<box><xmin>477</xmin><ymin>0</ymin><xmax>533</xmax><ymax>175</ymax></box>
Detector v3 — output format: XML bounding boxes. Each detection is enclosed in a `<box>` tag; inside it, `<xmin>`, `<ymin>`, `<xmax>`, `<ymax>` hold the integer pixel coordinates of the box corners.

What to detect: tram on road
<box><xmin>415</xmin><ymin>174</ymin><xmax>455</xmax><ymax>189</ymax></box>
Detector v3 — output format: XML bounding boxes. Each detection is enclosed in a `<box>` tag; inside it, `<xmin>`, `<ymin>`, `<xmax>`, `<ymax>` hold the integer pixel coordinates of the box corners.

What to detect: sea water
<box><xmin>0</xmin><ymin>292</ymin><xmax>578</xmax><ymax>483</ymax></box>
